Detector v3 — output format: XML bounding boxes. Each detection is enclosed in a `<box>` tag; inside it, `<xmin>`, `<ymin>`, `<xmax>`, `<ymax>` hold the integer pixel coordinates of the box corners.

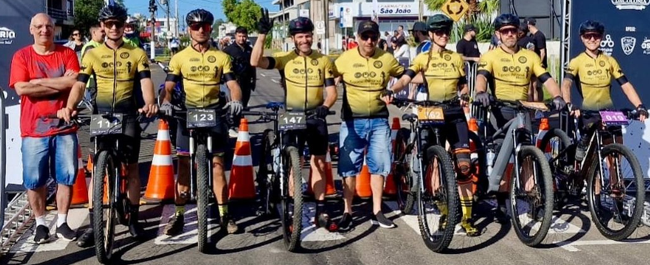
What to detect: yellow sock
<box><xmin>460</xmin><ymin>197</ymin><xmax>473</xmax><ymax>222</ymax></box>
<box><xmin>218</xmin><ymin>204</ymin><xmax>228</xmax><ymax>217</ymax></box>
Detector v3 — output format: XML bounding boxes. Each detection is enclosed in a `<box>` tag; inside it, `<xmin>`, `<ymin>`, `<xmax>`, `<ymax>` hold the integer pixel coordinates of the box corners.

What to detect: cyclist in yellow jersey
<box><xmin>159</xmin><ymin>9</ymin><xmax>244</xmax><ymax>236</ymax></box>
<box><xmin>474</xmin><ymin>14</ymin><xmax>565</xmax><ymax>223</ymax></box>
<box><xmin>58</xmin><ymin>5</ymin><xmax>158</xmax><ymax>245</ymax></box>
<box><xmin>251</xmin><ymin>11</ymin><xmax>338</xmax><ymax>231</ymax></box>
<box><xmin>389</xmin><ymin>14</ymin><xmax>478</xmax><ymax>236</ymax></box>
<box><xmin>334</xmin><ymin>20</ymin><xmax>405</xmax><ymax>231</ymax></box>
<box><xmin>562</xmin><ymin>20</ymin><xmax>647</xmax><ymax>161</ymax></box>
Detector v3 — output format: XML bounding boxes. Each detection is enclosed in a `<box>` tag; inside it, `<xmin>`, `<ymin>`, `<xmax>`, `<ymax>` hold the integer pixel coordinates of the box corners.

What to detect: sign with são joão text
<box><xmin>360</xmin><ymin>2</ymin><xmax>418</xmax><ymax>17</ymax></box>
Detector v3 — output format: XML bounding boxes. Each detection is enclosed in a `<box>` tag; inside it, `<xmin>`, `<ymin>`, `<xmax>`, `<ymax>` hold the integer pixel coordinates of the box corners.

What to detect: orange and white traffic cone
<box><xmin>536</xmin><ymin>118</ymin><xmax>550</xmax><ymax>152</ymax></box>
<box><xmin>228</xmin><ymin>118</ymin><xmax>256</xmax><ymax>200</ymax></box>
<box><xmin>383</xmin><ymin>117</ymin><xmax>400</xmax><ymax>197</ymax></box>
<box><xmin>144</xmin><ymin>120</ymin><xmax>175</xmax><ymax>202</ymax></box>
<box><xmin>71</xmin><ymin>144</ymin><xmax>89</xmax><ymax>206</ymax></box>
<box><xmin>86</xmin><ymin>154</ymin><xmax>93</xmax><ymax>173</ymax></box>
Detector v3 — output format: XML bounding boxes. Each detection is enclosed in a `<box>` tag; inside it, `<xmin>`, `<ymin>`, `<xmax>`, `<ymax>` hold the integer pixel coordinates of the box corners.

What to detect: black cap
<box><xmin>357</xmin><ymin>20</ymin><xmax>379</xmax><ymax>35</ymax></box>
<box><xmin>411</xmin><ymin>22</ymin><xmax>427</xmax><ymax>32</ymax></box>
<box><xmin>464</xmin><ymin>24</ymin><xmax>476</xmax><ymax>33</ymax></box>
<box><xmin>527</xmin><ymin>17</ymin><xmax>536</xmax><ymax>25</ymax></box>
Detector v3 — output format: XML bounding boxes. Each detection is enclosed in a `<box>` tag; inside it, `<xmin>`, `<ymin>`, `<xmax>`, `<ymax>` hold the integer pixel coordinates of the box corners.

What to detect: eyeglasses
<box><xmin>360</xmin><ymin>34</ymin><xmax>379</xmax><ymax>42</ymax></box>
<box><xmin>189</xmin><ymin>23</ymin><xmax>211</xmax><ymax>32</ymax></box>
<box><xmin>498</xmin><ymin>28</ymin><xmax>518</xmax><ymax>36</ymax></box>
<box><xmin>582</xmin><ymin>33</ymin><xmax>602</xmax><ymax>40</ymax></box>
<box><xmin>104</xmin><ymin>20</ymin><xmax>125</xmax><ymax>29</ymax></box>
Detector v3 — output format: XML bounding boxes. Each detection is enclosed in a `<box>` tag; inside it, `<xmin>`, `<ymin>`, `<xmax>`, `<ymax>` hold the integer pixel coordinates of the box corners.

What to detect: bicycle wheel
<box><xmin>93</xmin><ymin>150</ymin><xmax>117</xmax><ymax>264</ymax></box>
<box><xmin>281</xmin><ymin>146</ymin><xmax>303</xmax><ymax>251</ymax></box>
<box><xmin>258</xmin><ymin>129</ymin><xmax>278</xmax><ymax>216</ymax></box>
<box><xmin>196</xmin><ymin>144</ymin><xmax>210</xmax><ymax>253</ymax></box>
<box><xmin>509</xmin><ymin>146</ymin><xmax>554</xmax><ymax>246</ymax></box>
<box><xmin>394</xmin><ymin>128</ymin><xmax>416</xmax><ymax>214</ymax></box>
<box><xmin>539</xmin><ymin>128</ymin><xmax>576</xmax><ymax>206</ymax></box>
<box><xmin>417</xmin><ymin>145</ymin><xmax>458</xmax><ymax>253</ymax></box>
<box><xmin>586</xmin><ymin>143</ymin><xmax>644</xmax><ymax>240</ymax></box>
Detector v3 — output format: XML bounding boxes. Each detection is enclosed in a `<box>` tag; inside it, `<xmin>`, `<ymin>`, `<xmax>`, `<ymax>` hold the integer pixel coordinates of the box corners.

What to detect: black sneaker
<box><xmin>34</xmin><ymin>225</ymin><xmax>51</xmax><ymax>244</ymax></box>
<box><xmin>337</xmin><ymin>213</ymin><xmax>353</xmax><ymax>232</ymax></box>
<box><xmin>371</xmin><ymin>212</ymin><xmax>396</xmax><ymax>229</ymax></box>
<box><xmin>221</xmin><ymin>214</ymin><xmax>239</xmax><ymax>234</ymax></box>
<box><xmin>56</xmin><ymin>223</ymin><xmax>77</xmax><ymax>241</ymax></box>
<box><xmin>76</xmin><ymin>228</ymin><xmax>94</xmax><ymax>247</ymax></box>
<box><xmin>164</xmin><ymin>214</ymin><xmax>185</xmax><ymax>236</ymax></box>
<box><xmin>316</xmin><ymin>212</ymin><xmax>338</xmax><ymax>232</ymax></box>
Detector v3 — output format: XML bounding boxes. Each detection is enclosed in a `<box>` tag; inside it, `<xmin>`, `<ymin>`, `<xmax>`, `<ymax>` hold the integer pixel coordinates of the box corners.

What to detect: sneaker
<box><xmin>370</xmin><ymin>212</ymin><xmax>396</xmax><ymax>229</ymax></box>
<box><xmin>128</xmin><ymin>221</ymin><xmax>145</xmax><ymax>239</ymax></box>
<box><xmin>76</xmin><ymin>228</ymin><xmax>94</xmax><ymax>247</ymax></box>
<box><xmin>228</xmin><ymin>128</ymin><xmax>239</xmax><ymax>138</ymax></box>
<box><xmin>34</xmin><ymin>225</ymin><xmax>51</xmax><ymax>244</ymax></box>
<box><xmin>337</xmin><ymin>213</ymin><xmax>353</xmax><ymax>232</ymax></box>
<box><xmin>460</xmin><ymin>219</ymin><xmax>480</xmax><ymax>237</ymax></box>
<box><xmin>56</xmin><ymin>223</ymin><xmax>77</xmax><ymax>241</ymax></box>
<box><xmin>221</xmin><ymin>214</ymin><xmax>239</xmax><ymax>234</ymax></box>
<box><xmin>494</xmin><ymin>206</ymin><xmax>509</xmax><ymax>224</ymax></box>
<box><xmin>164</xmin><ymin>214</ymin><xmax>185</xmax><ymax>236</ymax></box>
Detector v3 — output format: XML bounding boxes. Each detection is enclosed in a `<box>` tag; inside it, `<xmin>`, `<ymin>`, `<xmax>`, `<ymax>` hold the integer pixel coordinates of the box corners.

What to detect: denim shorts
<box><xmin>22</xmin><ymin>133</ymin><xmax>79</xmax><ymax>189</ymax></box>
<box><xmin>338</xmin><ymin>118</ymin><xmax>392</xmax><ymax>177</ymax></box>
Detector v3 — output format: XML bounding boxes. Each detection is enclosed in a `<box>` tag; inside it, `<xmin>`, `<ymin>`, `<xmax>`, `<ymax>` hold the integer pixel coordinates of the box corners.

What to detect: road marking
<box><xmin>554</xmin><ymin>238</ymin><xmax>650</xmax><ymax>252</ymax></box>
<box><xmin>10</xmin><ymin>208</ymin><xmax>88</xmax><ymax>253</ymax></box>
<box><xmin>260</xmin><ymin>73</ymin><xmax>266</xmax><ymax>77</ymax></box>
<box><xmin>271</xmin><ymin>79</ymin><xmax>279</xmax><ymax>84</ymax></box>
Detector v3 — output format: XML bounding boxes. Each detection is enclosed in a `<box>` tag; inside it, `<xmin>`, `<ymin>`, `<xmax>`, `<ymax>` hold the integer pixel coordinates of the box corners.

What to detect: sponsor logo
<box><xmin>354</xmin><ymin>72</ymin><xmax>362</xmax><ymax>78</ymax></box>
<box><xmin>501</xmin><ymin>66</ymin><xmax>522</xmax><ymax>72</ymax></box>
<box><xmin>621</xmin><ymin>36</ymin><xmax>636</xmax><ymax>55</ymax></box>
<box><xmin>373</xmin><ymin>61</ymin><xmax>383</xmax><ymax>68</ymax></box>
<box><xmin>429</xmin><ymin>63</ymin><xmax>449</xmax><ymax>68</ymax></box>
<box><xmin>444</xmin><ymin>54</ymin><xmax>452</xmax><ymax>61</ymax></box>
<box><xmin>587</xmin><ymin>69</ymin><xmax>604</xmax><ymax>76</ymax></box>
<box><xmin>599</xmin><ymin>60</ymin><xmax>606</xmax><ymax>67</ymax></box>
<box><xmin>207</xmin><ymin>56</ymin><xmax>216</xmax><ymax>63</ymax></box>
<box><xmin>120</xmin><ymin>52</ymin><xmax>129</xmax><ymax>59</ymax></box>
<box><xmin>191</xmin><ymin>66</ymin><xmax>212</xmax><ymax>72</ymax></box>
<box><xmin>641</xmin><ymin>37</ymin><xmax>650</xmax><ymax>54</ymax></box>
<box><xmin>353</xmin><ymin>63</ymin><xmax>365</xmax><ymax>68</ymax></box>
<box><xmin>311</xmin><ymin>59</ymin><xmax>319</xmax><ymax>66</ymax></box>
<box><xmin>611</xmin><ymin>0</ymin><xmax>649</xmax><ymax>10</ymax></box>
<box><xmin>600</xmin><ymin>34</ymin><xmax>615</xmax><ymax>55</ymax></box>
<box><xmin>518</xmin><ymin>56</ymin><xmax>527</xmax><ymax>64</ymax></box>
<box><xmin>0</xmin><ymin>26</ymin><xmax>16</xmax><ymax>45</ymax></box>
<box><xmin>102</xmin><ymin>62</ymin><xmax>123</xmax><ymax>68</ymax></box>
<box><xmin>101</xmin><ymin>55</ymin><xmax>112</xmax><ymax>59</ymax></box>
<box><xmin>500</xmin><ymin>58</ymin><xmax>510</xmax><ymax>62</ymax></box>
<box><xmin>293</xmin><ymin>69</ymin><xmax>300</xmax><ymax>74</ymax></box>
<box><xmin>190</xmin><ymin>58</ymin><xmax>200</xmax><ymax>62</ymax></box>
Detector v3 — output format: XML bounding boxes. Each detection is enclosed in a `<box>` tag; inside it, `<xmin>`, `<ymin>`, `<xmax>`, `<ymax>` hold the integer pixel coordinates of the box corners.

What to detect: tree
<box><xmin>213</xmin><ymin>18</ymin><xmax>225</xmax><ymax>30</ymax></box>
<box><xmin>230</xmin><ymin>0</ymin><xmax>262</xmax><ymax>33</ymax></box>
<box><xmin>222</xmin><ymin>0</ymin><xmax>238</xmax><ymax>23</ymax></box>
<box><xmin>73</xmin><ymin>0</ymin><xmax>104</xmax><ymax>38</ymax></box>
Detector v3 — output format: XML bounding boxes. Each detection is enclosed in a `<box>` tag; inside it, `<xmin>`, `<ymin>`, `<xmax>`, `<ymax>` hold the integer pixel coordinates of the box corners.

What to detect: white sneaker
<box><xmin>229</xmin><ymin>128</ymin><xmax>238</xmax><ymax>138</ymax></box>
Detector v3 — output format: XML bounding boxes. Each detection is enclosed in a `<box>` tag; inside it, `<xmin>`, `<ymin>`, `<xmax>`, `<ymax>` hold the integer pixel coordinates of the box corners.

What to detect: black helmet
<box><xmin>289</xmin><ymin>17</ymin><xmax>314</xmax><ymax>35</ymax></box>
<box><xmin>579</xmin><ymin>20</ymin><xmax>605</xmax><ymax>35</ymax></box>
<box><xmin>98</xmin><ymin>5</ymin><xmax>128</xmax><ymax>22</ymax></box>
<box><xmin>493</xmin><ymin>13</ymin><xmax>520</xmax><ymax>30</ymax></box>
<box><xmin>186</xmin><ymin>9</ymin><xmax>214</xmax><ymax>25</ymax></box>
<box><xmin>426</xmin><ymin>14</ymin><xmax>453</xmax><ymax>31</ymax></box>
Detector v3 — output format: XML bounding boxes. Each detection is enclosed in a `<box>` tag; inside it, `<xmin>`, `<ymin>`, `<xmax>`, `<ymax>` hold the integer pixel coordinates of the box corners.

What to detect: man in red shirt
<box><xmin>9</xmin><ymin>13</ymin><xmax>80</xmax><ymax>244</ymax></box>
<box><xmin>347</xmin><ymin>36</ymin><xmax>358</xmax><ymax>50</ymax></box>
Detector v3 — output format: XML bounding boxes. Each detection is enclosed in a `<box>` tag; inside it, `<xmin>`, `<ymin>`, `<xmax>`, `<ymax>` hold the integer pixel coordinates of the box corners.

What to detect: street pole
<box><xmin>175</xmin><ymin>0</ymin><xmax>179</xmax><ymax>37</ymax></box>
<box><xmin>166</xmin><ymin>0</ymin><xmax>171</xmax><ymax>42</ymax></box>
<box><xmin>323</xmin><ymin>0</ymin><xmax>329</xmax><ymax>55</ymax></box>
<box><xmin>149</xmin><ymin>0</ymin><xmax>157</xmax><ymax>60</ymax></box>
<box><xmin>418</xmin><ymin>0</ymin><xmax>423</xmax><ymax>21</ymax></box>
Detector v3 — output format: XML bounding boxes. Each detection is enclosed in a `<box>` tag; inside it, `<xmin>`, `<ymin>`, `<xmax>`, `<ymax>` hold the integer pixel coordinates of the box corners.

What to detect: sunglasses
<box><xmin>499</xmin><ymin>28</ymin><xmax>518</xmax><ymax>36</ymax></box>
<box><xmin>104</xmin><ymin>20</ymin><xmax>125</xmax><ymax>29</ymax></box>
<box><xmin>432</xmin><ymin>29</ymin><xmax>450</xmax><ymax>36</ymax></box>
<box><xmin>361</xmin><ymin>34</ymin><xmax>379</xmax><ymax>42</ymax></box>
<box><xmin>189</xmin><ymin>23</ymin><xmax>211</xmax><ymax>32</ymax></box>
<box><xmin>582</xmin><ymin>33</ymin><xmax>602</xmax><ymax>40</ymax></box>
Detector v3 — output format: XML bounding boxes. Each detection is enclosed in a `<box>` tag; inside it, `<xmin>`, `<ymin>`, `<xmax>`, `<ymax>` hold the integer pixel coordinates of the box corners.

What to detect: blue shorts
<box><xmin>22</xmin><ymin>133</ymin><xmax>79</xmax><ymax>189</ymax></box>
<box><xmin>338</xmin><ymin>118</ymin><xmax>392</xmax><ymax>177</ymax></box>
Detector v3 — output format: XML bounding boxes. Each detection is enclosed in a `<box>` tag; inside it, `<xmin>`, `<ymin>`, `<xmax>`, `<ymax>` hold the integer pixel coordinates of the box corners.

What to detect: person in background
<box><xmin>384</xmin><ymin>31</ymin><xmax>392</xmax><ymax>47</ymax></box>
<box><xmin>347</xmin><ymin>36</ymin><xmax>358</xmax><ymax>50</ymax></box>
<box><xmin>63</xmin><ymin>28</ymin><xmax>85</xmax><ymax>62</ymax></box>
<box><xmin>123</xmin><ymin>16</ymin><xmax>144</xmax><ymax>49</ymax></box>
<box><xmin>395</xmin><ymin>26</ymin><xmax>406</xmax><ymax>46</ymax></box>
<box><xmin>378</xmin><ymin>36</ymin><xmax>389</xmax><ymax>52</ymax></box>
<box><xmin>456</xmin><ymin>24</ymin><xmax>481</xmax><ymax>63</ymax></box>
<box><xmin>78</xmin><ymin>24</ymin><xmax>105</xmax><ymax>110</ymax></box>
<box><xmin>223</xmin><ymin>26</ymin><xmax>256</xmax><ymax>137</ymax></box>
<box><xmin>412</xmin><ymin>21</ymin><xmax>431</xmax><ymax>55</ymax></box>
<box><xmin>393</xmin><ymin>37</ymin><xmax>410</xmax><ymax>62</ymax></box>
<box><xmin>488</xmin><ymin>32</ymin><xmax>500</xmax><ymax>50</ymax></box>
<box><xmin>517</xmin><ymin>22</ymin><xmax>535</xmax><ymax>51</ymax></box>
<box><xmin>170</xmin><ymin>37</ymin><xmax>180</xmax><ymax>55</ymax></box>
<box><xmin>527</xmin><ymin>18</ymin><xmax>547</xmax><ymax>102</ymax></box>
<box><xmin>342</xmin><ymin>36</ymin><xmax>347</xmax><ymax>51</ymax></box>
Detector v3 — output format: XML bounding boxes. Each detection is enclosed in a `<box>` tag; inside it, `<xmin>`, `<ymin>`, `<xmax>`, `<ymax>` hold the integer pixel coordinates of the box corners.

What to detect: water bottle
<box><xmin>416</xmin><ymin>84</ymin><xmax>428</xmax><ymax>101</ymax></box>
<box><xmin>486</xmin><ymin>145</ymin><xmax>495</xmax><ymax>176</ymax></box>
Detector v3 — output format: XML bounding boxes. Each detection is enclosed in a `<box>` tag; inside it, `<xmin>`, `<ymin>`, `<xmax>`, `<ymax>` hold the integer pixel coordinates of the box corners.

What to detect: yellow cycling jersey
<box><xmin>334</xmin><ymin>47</ymin><xmax>404</xmax><ymax>119</ymax></box>
<box><xmin>477</xmin><ymin>47</ymin><xmax>548</xmax><ymax>101</ymax></box>
<box><xmin>565</xmin><ymin>52</ymin><xmax>626</xmax><ymax>111</ymax></box>
<box><xmin>167</xmin><ymin>46</ymin><xmax>234</xmax><ymax>108</ymax></box>
<box><xmin>267</xmin><ymin>50</ymin><xmax>335</xmax><ymax>110</ymax></box>
<box><xmin>407</xmin><ymin>50</ymin><xmax>466</xmax><ymax>102</ymax></box>
<box><xmin>78</xmin><ymin>42</ymin><xmax>150</xmax><ymax>112</ymax></box>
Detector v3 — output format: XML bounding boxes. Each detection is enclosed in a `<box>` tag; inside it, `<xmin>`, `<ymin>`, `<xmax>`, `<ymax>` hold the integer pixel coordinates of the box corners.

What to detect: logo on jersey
<box><xmin>430</xmin><ymin>63</ymin><xmax>449</xmax><ymax>68</ymax></box>
<box><xmin>502</xmin><ymin>66</ymin><xmax>522</xmax><ymax>72</ymax></box>
<box><xmin>621</xmin><ymin>36</ymin><xmax>636</xmax><ymax>55</ymax></box>
<box><xmin>373</xmin><ymin>61</ymin><xmax>383</xmax><ymax>69</ymax></box>
<box><xmin>600</xmin><ymin>34</ymin><xmax>615</xmax><ymax>55</ymax></box>
<box><xmin>311</xmin><ymin>59</ymin><xmax>319</xmax><ymax>66</ymax></box>
<box><xmin>587</xmin><ymin>69</ymin><xmax>604</xmax><ymax>76</ymax></box>
<box><xmin>120</xmin><ymin>52</ymin><xmax>129</xmax><ymax>59</ymax></box>
<box><xmin>444</xmin><ymin>54</ymin><xmax>452</xmax><ymax>61</ymax></box>
<box><xmin>208</xmin><ymin>56</ymin><xmax>217</xmax><ymax>63</ymax></box>
<box><xmin>191</xmin><ymin>66</ymin><xmax>211</xmax><ymax>72</ymax></box>
<box><xmin>599</xmin><ymin>60</ymin><xmax>606</xmax><ymax>67</ymax></box>
<box><xmin>611</xmin><ymin>0</ymin><xmax>649</xmax><ymax>10</ymax></box>
<box><xmin>353</xmin><ymin>63</ymin><xmax>365</xmax><ymax>68</ymax></box>
<box><xmin>293</xmin><ymin>69</ymin><xmax>300</xmax><ymax>74</ymax></box>
<box><xmin>101</xmin><ymin>55</ymin><xmax>112</xmax><ymax>59</ymax></box>
<box><xmin>518</xmin><ymin>56</ymin><xmax>527</xmax><ymax>64</ymax></box>
<box><xmin>190</xmin><ymin>58</ymin><xmax>200</xmax><ymax>62</ymax></box>
<box><xmin>354</xmin><ymin>72</ymin><xmax>362</xmax><ymax>78</ymax></box>
<box><xmin>0</xmin><ymin>26</ymin><xmax>16</xmax><ymax>45</ymax></box>
<box><xmin>641</xmin><ymin>37</ymin><xmax>650</xmax><ymax>54</ymax></box>
<box><xmin>102</xmin><ymin>62</ymin><xmax>123</xmax><ymax>68</ymax></box>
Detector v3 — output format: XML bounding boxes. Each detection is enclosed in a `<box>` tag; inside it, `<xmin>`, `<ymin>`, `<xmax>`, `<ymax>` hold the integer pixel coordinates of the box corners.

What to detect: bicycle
<box><xmin>391</xmin><ymin>98</ymin><xmax>468</xmax><ymax>253</ymax></box>
<box><xmin>243</xmin><ymin>102</ymin><xmax>334</xmax><ymax>252</ymax></box>
<box><xmin>473</xmin><ymin>99</ymin><xmax>554</xmax><ymax>247</ymax></box>
<box><xmin>538</xmin><ymin>108</ymin><xmax>645</xmax><ymax>240</ymax></box>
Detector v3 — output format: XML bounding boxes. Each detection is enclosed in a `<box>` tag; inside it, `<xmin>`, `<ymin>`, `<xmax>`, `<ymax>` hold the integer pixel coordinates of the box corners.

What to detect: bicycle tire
<box><xmin>258</xmin><ymin>129</ymin><xmax>278</xmax><ymax>216</ymax></box>
<box><xmin>509</xmin><ymin>146</ymin><xmax>554</xmax><ymax>246</ymax></box>
<box><xmin>393</xmin><ymin>128</ymin><xmax>415</xmax><ymax>214</ymax></box>
<box><xmin>417</xmin><ymin>145</ymin><xmax>458</xmax><ymax>253</ymax></box>
<box><xmin>93</xmin><ymin>150</ymin><xmax>116</xmax><ymax>264</ymax></box>
<box><xmin>196</xmin><ymin>144</ymin><xmax>210</xmax><ymax>253</ymax></box>
<box><xmin>586</xmin><ymin>143</ymin><xmax>645</xmax><ymax>241</ymax></box>
<box><xmin>282</xmin><ymin>146</ymin><xmax>303</xmax><ymax>251</ymax></box>
<box><xmin>539</xmin><ymin>128</ymin><xmax>575</xmax><ymax>206</ymax></box>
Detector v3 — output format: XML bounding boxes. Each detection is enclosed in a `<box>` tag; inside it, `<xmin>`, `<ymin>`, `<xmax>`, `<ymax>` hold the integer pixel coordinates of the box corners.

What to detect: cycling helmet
<box><xmin>126</xmin><ymin>16</ymin><xmax>137</xmax><ymax>25</ymax></box>
<box><xmin>579</xmin><ymin>20</ymin><xmax>605</xmax><ymax>35</ymax></box>
<box><xmin>186</xmin><ymin>9</ymin><xmax>214</xmax><ymax>25</ymax></box>
<box><xmin>426</xmin><ymin>14</ymin><xmax>453</xmax><ymax>31</ymax></box>
<box><xmin>493</xmin><ymin>13</ymin><xmax>520</xmax><ymax>30</ymax></box>
<box><xmin>98</xmin><ymin>5</ymin><xmax>128</xmax><ymax>22</ymax></box>
<box><xmin>288</xmin><ymin>17</ymin><xmax>314</xmax><ymax>35</ymax></box>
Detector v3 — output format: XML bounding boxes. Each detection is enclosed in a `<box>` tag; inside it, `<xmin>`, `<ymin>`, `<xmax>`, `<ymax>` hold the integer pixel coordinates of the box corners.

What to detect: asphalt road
<box><xmin>3</xmin><ymin>65</ymin><xmax>650</xmax><ymax>265</ymax></box>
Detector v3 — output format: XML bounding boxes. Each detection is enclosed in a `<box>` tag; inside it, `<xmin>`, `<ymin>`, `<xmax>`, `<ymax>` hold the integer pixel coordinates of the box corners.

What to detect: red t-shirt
<box><xmin>9</xmin><ymin>45</ymin><xmax>80</xmax><ymax>137</ymax></box>
<box><xmin>347</xmin><ymin>41</ymin><xmax>358</xmax><ymax>50</ymax></box>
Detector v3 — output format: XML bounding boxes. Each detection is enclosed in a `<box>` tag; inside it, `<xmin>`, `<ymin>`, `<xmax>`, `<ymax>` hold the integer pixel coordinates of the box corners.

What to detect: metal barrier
<box><xmin>0</xmin><ymin>88</ymin><xmax>6</xmax><ymax>230</ymax></box>
<box><xmin>464</xmin><ymin>61</ymin><xmax>479</xmax><ymax>118</ymax></box>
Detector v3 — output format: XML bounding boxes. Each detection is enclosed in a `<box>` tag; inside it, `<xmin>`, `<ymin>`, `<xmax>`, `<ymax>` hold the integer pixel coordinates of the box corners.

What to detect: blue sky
<box><xmin>124</xmin><ymin>0</ymin><xmax>279</xmax><ymax>22</ymax></box>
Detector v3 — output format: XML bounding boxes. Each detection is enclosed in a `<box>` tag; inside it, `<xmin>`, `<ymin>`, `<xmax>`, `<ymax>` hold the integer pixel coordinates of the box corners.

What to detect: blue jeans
<box><xmin>21</xmin><ymin>133</ymin><xmax>79</xmax><ymax>189</ymax></box>
<box><xmin>338</xmin><ymin>118</ymin><xmax>392</xmax><ymax>177</ymax></box>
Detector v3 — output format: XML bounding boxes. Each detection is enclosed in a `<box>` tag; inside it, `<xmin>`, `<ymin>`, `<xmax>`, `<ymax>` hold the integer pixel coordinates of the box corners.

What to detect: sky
<box><xmin>124</xmin><ymin>0</ymin><xmax>279</xmax><ymax>23</ymax></box>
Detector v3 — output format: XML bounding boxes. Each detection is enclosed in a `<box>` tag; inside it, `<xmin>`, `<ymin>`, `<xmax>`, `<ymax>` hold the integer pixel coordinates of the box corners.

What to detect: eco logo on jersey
<box><xmin>611</xmin><ymin>0</ymin><xmax>649</xmax><ymax>10</ymax></box>
<box><xmin>621</xmin><ymin>36</ymin><xmax>636</xmax><ymax>55</ymax></box>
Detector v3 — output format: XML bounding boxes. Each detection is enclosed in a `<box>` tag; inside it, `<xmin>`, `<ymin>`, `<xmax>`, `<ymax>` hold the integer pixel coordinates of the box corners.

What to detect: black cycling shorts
<box><xmin>420</xmin><ymin>106</ymin><xmax>470</xmax><ymax>151</ymax></box>
<box><xmin>282</xmin><ymin>117</ymin><xmax>329</xmax><ymax>156</ymax></box>
<box><xmin>97</xmin><ymin>115</ymin><xmax>141</xmax><ymax>164</ymax></box>
<box><xmin>175</xmin><ymin>115</ymin><xmax>229</xmax><ymax>156</ymax></box>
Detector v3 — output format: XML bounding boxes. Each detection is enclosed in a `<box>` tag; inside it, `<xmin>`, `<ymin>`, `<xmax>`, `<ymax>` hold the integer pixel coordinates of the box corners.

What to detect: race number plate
<box><xmin>279</xmin><ymin>112</ymin><xmax>307</xmax><ymax>130</ymax></box>
<box><xmin>90</xmin><ymin>114</ymin><xmax>123</xmax><ymax>136</ymax></box>
<box><xmin>187</xmin><ymin>109</ymin><xmax>217</xmax><ymax>128</ymax></box>
<box><xmin>600</xmin><ymin>111</ymin><xmax>629</xmax><ymax>126</ymax></box>
<box><xmin>417</xmin><ymin>106</ymin><xmax>445</xmax><ymax>124</ymax></box>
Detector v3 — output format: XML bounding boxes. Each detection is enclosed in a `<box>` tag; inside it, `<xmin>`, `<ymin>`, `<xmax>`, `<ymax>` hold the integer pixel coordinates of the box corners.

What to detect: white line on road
<box><xmin>271</xmin><ymin>79</ymin><xmax>279</xmax><ymax>84</ymax></box>
<box><xmin>260</xmin><ymin>73</ymin><xmax>266</xmax><ymax>77</ymax></box>
<box><xmin>554</xmin><ymin>238</ymin><xmax>650</xmax><ymax>252</ymax></box>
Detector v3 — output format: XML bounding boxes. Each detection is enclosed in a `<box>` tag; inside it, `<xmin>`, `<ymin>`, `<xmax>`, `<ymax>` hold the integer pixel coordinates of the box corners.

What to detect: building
<box><xmin>47</xmin><ymin>0</ymin><xmax>75</xmax><ymax>40</ymax></box>
<box><xmin>144</xmin><ymin>17</ymin><xmax>179</xmax><ymax>40</ymax></box>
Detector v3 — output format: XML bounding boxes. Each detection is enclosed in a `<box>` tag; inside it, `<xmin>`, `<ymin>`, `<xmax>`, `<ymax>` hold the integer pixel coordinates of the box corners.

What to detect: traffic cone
<box><xmin>229</xmin><ymin>118</ymin><xmax>256</xmax><ymax>200</ymax></box>
<box><xmin>86</xmin><ymin>154</ymin><xmax>93</xmax><ymax>173</ymax></box>
<box><xmin>383</xmin><ymin>118</ymin><xmax>400</xmax><ymax>197</ymax></box>
<box><xmin>355</xmin><ymin>156</ymin><xmax>372</xmax><ymax>199</ymax></box>
<box><xmin>143</xmin><ymin>120</ymin><xmax>175</xmax><ymax>202</ymax></box>
<box><xmin>467</xmin><ymin>118</ymin><xmax>480</xmax><ymax>194</ymax></box>
<box><xmin>71</xmin><ymin>144</ymin><xmax>89</xmax><ymax>206</ymax></box>
<box><xmin>536</xmin><ymin>118</ymin><xmax>550</xmax><ymax>152</ymax></box>
<box><xmin>306</xmin><ymin>150</ymin><xmax>337</xmax><ymax>197</ymax></box>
